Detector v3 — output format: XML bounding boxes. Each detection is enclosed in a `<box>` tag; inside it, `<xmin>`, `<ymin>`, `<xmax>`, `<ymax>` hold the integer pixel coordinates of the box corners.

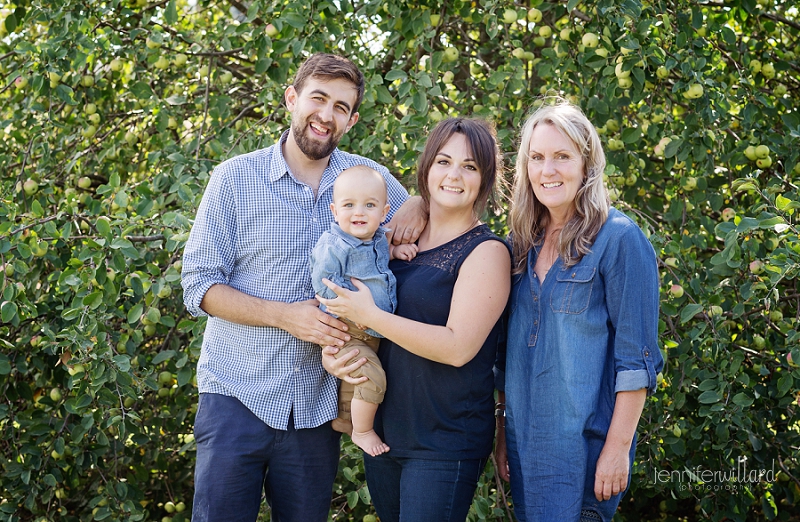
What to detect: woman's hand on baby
<box><xmin>317</xmin><ymin>278</ymin><xmax>377</xmax><ymax>327</ymax></box>
<box><xmin>321</xmin><ymin>345</ymin><xmax>368</xmax><ymax>384</ymax></box>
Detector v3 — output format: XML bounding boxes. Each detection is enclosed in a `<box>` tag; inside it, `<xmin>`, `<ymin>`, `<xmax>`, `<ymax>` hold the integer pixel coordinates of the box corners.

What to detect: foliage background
<box><xmin>1</xmin><ymin>0</ymin><xmax>799</xmax><ymax>520</ymax></box>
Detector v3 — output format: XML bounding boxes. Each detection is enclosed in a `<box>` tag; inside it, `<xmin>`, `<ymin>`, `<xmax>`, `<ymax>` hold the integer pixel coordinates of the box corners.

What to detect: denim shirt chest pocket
<box><xmin>344</xmin><ymin>248</ymin><xmax>379</xmax><ymax>280</ymax></box>
<box><xmin>550</xmin><ymin>265</ymin><xmax>596</xmax><ymax>314</ymax></box>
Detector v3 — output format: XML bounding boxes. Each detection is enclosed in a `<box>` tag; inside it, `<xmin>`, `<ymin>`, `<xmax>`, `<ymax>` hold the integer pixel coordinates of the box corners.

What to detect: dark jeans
<box><xmin>363</xmin><ymin>452</ymin><xmax>485</xmax><ymax>522</ymax></box>
<box><xmin>191</xmin><ymin>393</ymin><xmax>340</xmax><ymax>522</ymax></box>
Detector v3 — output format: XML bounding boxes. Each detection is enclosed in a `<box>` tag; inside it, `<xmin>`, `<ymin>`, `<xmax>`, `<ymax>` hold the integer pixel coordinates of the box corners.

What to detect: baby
<box><xmin>311</xmin><ymin>165</ymin><xmax>417</xmax><ymax>456</ymax></box>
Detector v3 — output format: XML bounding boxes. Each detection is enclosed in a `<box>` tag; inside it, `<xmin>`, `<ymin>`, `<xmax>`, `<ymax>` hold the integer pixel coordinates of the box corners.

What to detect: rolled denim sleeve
<box><xmin>602</xmin><ymin>221</ymin><xmax>664</xmax><ymax>395</ymax></box>
<box><xmin>310</xmin><ymin>235</ymin><xmax>349</xmax><ymax>301</ymax></box>
<box><xmin>181</xmin><ymin>168</ymin><xmax>238</xmax><ymax>317</ymax></box>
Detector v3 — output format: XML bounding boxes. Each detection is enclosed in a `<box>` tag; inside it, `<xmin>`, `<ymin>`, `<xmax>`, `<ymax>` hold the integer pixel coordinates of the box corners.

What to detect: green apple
<box><xmin>683</xmin><ymin>83</ymin><xmax>704</xmax><ymax>99</ymax></box>
<box><xmin>199</xmin><ymin>65</ymin><xmax>209</xmax><ymax>77</ymax></box>
<box><xmin>769</xmin><ymin>310</ymin><xmax>783</xmax><ymax>322</ymax></box>
<box><xmin>774</xmin><ymin>83</ymin><xmax>787</xmax><ymax>96</ymax></box>
<box><xmin>756</xmin><ymin>156</ymin><xmax>772</xmax><ymax>169</ymax></box>
<box><xmin>594</xmin><ymin>47</ymin><xmax>609</xmax><ymax>58</ymax></box>
<box><xmin>4</xmin><ymin>264</ymin><xmax>14</xmax><ymax>277</ymax></box>
<box><xmin>167</xmin><ymin>116</ymin><xmax>178</xmax><ymax>129</ymax></box>
<box><xmin>441</xmin><ymin>71</ymin><xmax>454</xmax><ymax>84</ymax></box>
<box><xmin>77</xmin><ymin>176</ymin><xmax>92</xmax><ymax>189</ymax></box>
<box><xmin>158</xmin><ymin>371</ymin><xmax>173</xmax><ymax>386</ymax></box>
<box><xmin>265</xmin><ymin>23</ymin><xmax>279</xmax><ymax>37</ymax></box>
<box><xmin>88</xmin><ymin>113</ymin><xmax>101</xmax><ymax>125</ymax></box>
<box><xmin>175</xmin><ymin>502</ymin><xmax>186</xmax><ymax>513</ymax></box>
<box><xmin>721</xmin><ymin>208</ymin><xmax>735</xmax><ymax>221</ymax></box>
<box><xmin>672</xmin><ymin>425</ymin><xmax>682</xmax><ymax>437</ymax></box>
<box><xmin>755</xmin><ymin>144</ymin><xmax>770</xmax><ymax>158</ymax></box>
<box><xmin>656</xmin><ymin>66</ymin><xmax>669</xmax><ymax>79</ymax></box>
<box><xmin>155</xmin><ymin>56</ymin><xmax>169</xmax><ymax>70</ymax></box>
<box><xmin>794</xmin><ymin>163</ymin><xmax>800</xmax><ymax>175</ymax></box>
<box><xmin>527</xmin><ymin>8</ymin><xmax>542</xmax><ymax>23</ymax></box>
<box><xmin>146</xmin><ymin>37</ymin><xmax>161</xmax><ymax>49</ymax></box>
<box><xmin>23</xmin><ymin>179</ymin><xmax>39</xmax><ymax>196</ymax></box>
<box><xmin>165</xmin><ymin>502</ymin><xmax>176</xmax><ymax>513</ymax></box>
<box><xmin>538</xmin><ymin>26</ymin><xmax>552</xmax><ymax>38</ymax></box>
<box><xmin>533</xmin><ymin>36</ymin><xmax>546</xmax><ymax>47</ymax></box>
<box><xmin>618</xmin><ymin>77</ymin><xmax>632</xmax><ymax>89</ymax></box>
<box><xmin>664</xmin><ymin>257</ymin><xmax>679</xmax><ymax>268</ymax></box>
<box><xmin>744</xmin><ymin>145</ymin><xmax>758</xmax><ymax>161</ymax></box>
<box><xmin>559</xmin><ymin>27</ymin><xmax>571</xmax><ymax>41</ymax></box>
<box><xmin>669</xmin><ymin>284</ymin><xmax>684</xmax><ymax>298</ymax></box>
<box><xmin>49</xmin><ymin>388</ymin><xmax>63</xmax><ymax>402</ymax></box>
<box><xmin>442</xmin><ymin>46</ymin><xmax>458</xmax><ymax>62</ymax></box>
<box><xmin>749</xmin><ymin>260</ymin><xmax>764</xmax><ymax>274</ymax></box>
<box><xmin>82</xmin><ymin>125</ymin><xmax>97</xmax><ymax>138</ymax></box>
<box><xmin>614</xmin><ymin>62</ymin><xmax>630</xmax><ymax>79</ymax></box>
<box><xmin>429</xmin><ymin>14</ymin><xmax>440</xmax><ymax>26</ymax></box>
<box><xmin>363</xmin><ymin>516</ymin><xmax>377</xmax><ymax>522</ymax></box>
<box><xmin>761</xmin><ymin>62</ymin><xmax>775</xmax><ymax>79</ymax></box>
<box><xmin>749</xmin><ymin>60</ymin><xmax>762</xmax><ymax>73</ymax></box>
<box><xmin>708</xmin><ymin>305</ymin><xmax>723</xmax><ymax>317</ymax></box>
<box><xmin>157</xmin><ymin>285</ymin><xmax>173</xmax><ymax>298</ymax></box>
<box><xmin>788</xmin><ymin>352</ymin><xmax>797</xmax><ymax>367</ymax></box>
<box><xmin>682</xmin><ymin>177</ymin><xmax>697</xmax><ymax>190</ymax></box>
<box><xmin>125</xmin><ymin>131</ymin><xmax>138</xmax><ymax>146</ymax></box>
<box><xmin>173</xmin><ymin>53</ymin><xmax>188</xmax><ymax>66</ymax></box>
<box><xmin>502</xmin><ymin>9</ymin><xmax>518</xmax><ymax>24</ymax></box>
<box><xmin>753</xmin><ymin>334</ymin><xmax>766</xmax><ymax>349</ymax></box>
<box><xmin>84</xmin><ymin>103</ymin><xmax>97</xmax><ymax>115</ymax></box>
<box><xmin>582</xmin><ymin>32</ymin><xmax>599</xmax><ymax>48</ymax></box>
<box><xmin>379</xmin><ymin>141</ymin><xmax>393</xmax><ymax>153</ymax></box>
<box><xmin>81</xmin><ymin>75</ymin><xmax>94</xmax><ymax>87</ymax></box>
<box><xmin>512</xmin><ymin>47</ymin><xmax>525</xmax><ymax>59</ymax></box>
<box><xmin>110</xmin><ymin>58</ymin><xmax>123</xmax><ymax>72</ymax></box>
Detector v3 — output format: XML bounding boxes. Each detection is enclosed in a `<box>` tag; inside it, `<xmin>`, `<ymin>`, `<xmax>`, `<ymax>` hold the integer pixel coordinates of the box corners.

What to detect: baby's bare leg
<box><xmin>350</xmin><ymin>398</ymin><xmax>389</xmax><ymax>456</ymax></box>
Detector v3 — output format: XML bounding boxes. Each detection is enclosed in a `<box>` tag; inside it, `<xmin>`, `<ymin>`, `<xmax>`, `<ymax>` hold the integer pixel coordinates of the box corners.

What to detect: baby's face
<box><xmin>330</xmin><ymin>171</ymin><xmax>390</xmax><ymax>241</ymax></box>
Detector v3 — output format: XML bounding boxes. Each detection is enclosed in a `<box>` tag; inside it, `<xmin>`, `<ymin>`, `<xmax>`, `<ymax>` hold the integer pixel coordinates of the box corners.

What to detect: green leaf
<box><xmin>680</xmin><ymin>303</ymin><xmax>703</xmax><ymax>324</ymax></box>
<box><xmin>151</xmin><ymin>350</ymin><xmax>176</xmax><ymax>365</ymax></box>
<box><xmin>732</xmin><ymin>392</ymin><xmax>754</xmax><ymax>407</ymax></box>
<box><xmin>621</xmin><ymin>127</ymin><xmax>642</xmax><ymax>144</ymax></box>
<box><xmin>165</xmin><ymin>95</ymin><xmax>187</xmax><ymax>105</ymax></box>
<box><xmin>0</xmin><ymin>354</ymin><xmax>11</xmax><ymax>375</ymax></box>
<box><xmin>1</xmin><ymin>301</ymin><xmax>18</xmax><ymax>323</ymax></box>
<box><xmin>165</xmin><ymin>0</ymin><xmax>178</xmax><ymax>24</ymax></box>
<box><xmin>177</xmin><ymin>365</ymin><xmax>193</xmax><ymax>386</ymax></box>
<box><xmin>127</xmin><ymin>303</ymin><xmax>143</xmax><ymax>324</ymax></box>
<box><xmin>697</xmin><ymin>390</ymin><xmax>721</xmax><ymax>404</ymax></box>
<box><xmin>385</xmin><ymin>69</ymin><xmax>407</xmax><ymax>81</ymax></box>
<box><xmin>130</xmin><ymin>82</ymin><xmax>154</xmax><ymax>100</ymax></box>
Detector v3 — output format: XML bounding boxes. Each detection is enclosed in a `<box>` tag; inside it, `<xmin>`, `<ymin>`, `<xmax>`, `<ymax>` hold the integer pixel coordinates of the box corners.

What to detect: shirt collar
<box><xmin>329</xmin><ymin>222</ymin><xmax>387</xmax><ymax>246</ymax></box>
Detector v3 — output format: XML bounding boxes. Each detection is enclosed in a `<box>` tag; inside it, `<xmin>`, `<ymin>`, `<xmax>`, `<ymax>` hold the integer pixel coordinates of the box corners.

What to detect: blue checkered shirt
<box><xmin>181</xmin><ymin>131</ymin><xmax>409</xmax><ymax>430</ymax></box>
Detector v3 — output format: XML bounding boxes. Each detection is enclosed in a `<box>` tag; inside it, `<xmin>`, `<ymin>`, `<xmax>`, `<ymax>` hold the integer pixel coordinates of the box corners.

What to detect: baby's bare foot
<box><xmin>351</xmin><ymin>429</ymin><xmax>390</xmax><ymax>457</ymax></box>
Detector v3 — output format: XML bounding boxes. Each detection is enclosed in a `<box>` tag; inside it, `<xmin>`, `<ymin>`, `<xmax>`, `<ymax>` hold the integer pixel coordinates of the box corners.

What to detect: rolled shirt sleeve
<box><xmin>601</xmin><ymin>219</ymin><xmax>665</xmax><ymax>395</ymax></box>
<box><xmin>310</xmin><ymin>234</ymin><xmax>348</xmax><ymax>301</ymax></box>
<box><xmin>181</xmin><ymin>167</ymin><xmax>238</xmax><ymax>317</ymax></box>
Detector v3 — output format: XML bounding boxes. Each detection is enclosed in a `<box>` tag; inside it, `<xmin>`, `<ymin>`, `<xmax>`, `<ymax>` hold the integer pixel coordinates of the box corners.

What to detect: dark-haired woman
<box><xmin>319</xmin><ymin>117</ymin><xmax>510</xmax><ymax>521</ymax></box>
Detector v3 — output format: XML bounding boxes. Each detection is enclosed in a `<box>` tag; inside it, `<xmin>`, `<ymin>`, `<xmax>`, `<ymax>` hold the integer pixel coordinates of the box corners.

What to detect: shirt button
<box><xmin>644</xmin><ymin>351</ymin><xmax>650</xmax><ymax>357</ymax></box>
<box><xmin>571</xmin><ymin>273</ymin><xmax>576</xmax><ymax>278</ymax></box>
<box><xmin>533</xmin><ymin>296</ymin><xmax>538</xmax><ymax>301</ymax></box>
<box><xmin>533</xmin><ymin>321</ymin><xmax>538</xmax><ymax>325</ymax></box>
<box><xmin>294</xmin><ymin>366</ymin><xmax>300</xmax><ymax>372</ymax></box>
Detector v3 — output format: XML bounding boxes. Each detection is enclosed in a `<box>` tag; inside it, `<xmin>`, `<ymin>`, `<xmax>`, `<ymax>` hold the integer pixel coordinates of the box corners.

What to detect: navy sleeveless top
<box><xmin>373</xmin><ymin>224</ymin><xmax>508</xmax><ymax>460</ymax></box>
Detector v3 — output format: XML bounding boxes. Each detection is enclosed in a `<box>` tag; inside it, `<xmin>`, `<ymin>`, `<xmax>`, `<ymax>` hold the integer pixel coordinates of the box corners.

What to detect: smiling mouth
<box><xmin>542</xmin><ymin>182</ymin><xmax>563</xmax><ymax>188</ymax></box>
<box><xmin>441</xmin><ymin>186</ymin><xmax>464</xmax><ymax>193</ymax></box>
<box><xmin>351</xmin><ymin>220</ymin><xmax>367</xmax><ymax>226</ymax></box>
<box><xmin>309</xmin><ymin>122</ymin><xmax>330</xmax><ymax>136</ymax></box>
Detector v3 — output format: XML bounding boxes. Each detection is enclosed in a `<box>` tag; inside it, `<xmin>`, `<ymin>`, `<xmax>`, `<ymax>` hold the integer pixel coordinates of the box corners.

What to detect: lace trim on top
<box><xmin>410</xmin><ymin>225</ymin><xmax>494</xmax><ymax>275</ymax></box>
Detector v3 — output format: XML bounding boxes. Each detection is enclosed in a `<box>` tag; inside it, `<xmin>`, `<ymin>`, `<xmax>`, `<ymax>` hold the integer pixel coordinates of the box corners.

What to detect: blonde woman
<box><xmin>495</xmin><ymin>99</ymin><xmax>664</xmax><ymax>522</ymax></box>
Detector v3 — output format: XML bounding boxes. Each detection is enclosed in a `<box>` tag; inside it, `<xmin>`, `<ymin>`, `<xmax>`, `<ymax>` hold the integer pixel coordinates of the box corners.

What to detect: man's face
<box><xmin>285</xmin><ymin>77</ymin><xmax>360</xmax><ymax>161</ymax></box>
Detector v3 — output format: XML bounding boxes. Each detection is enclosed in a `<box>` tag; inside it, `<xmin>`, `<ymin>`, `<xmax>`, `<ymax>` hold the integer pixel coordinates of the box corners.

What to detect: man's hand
<box><xmin>279</xmin><ymin>299</ymin><xmax>351</xmax><ymax>346</ymax></box>
<box><xmin>387</xmin><ymin>195</ymin><xmax>427</xmax><ymax>245</ymax></box>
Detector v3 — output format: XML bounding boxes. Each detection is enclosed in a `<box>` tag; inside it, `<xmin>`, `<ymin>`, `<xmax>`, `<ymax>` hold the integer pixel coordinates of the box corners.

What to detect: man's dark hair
<box><xmin>293</xmin><ymin>53</ymin><xmax>365</xmax><ymax>115</ymax></box>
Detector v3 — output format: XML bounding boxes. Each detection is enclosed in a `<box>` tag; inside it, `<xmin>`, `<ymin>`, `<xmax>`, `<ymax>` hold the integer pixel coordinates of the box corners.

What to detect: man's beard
<box><xmin>292</xmin><ymin>117</ymin><xmax>342</xmax><ymax>161</ymax></box>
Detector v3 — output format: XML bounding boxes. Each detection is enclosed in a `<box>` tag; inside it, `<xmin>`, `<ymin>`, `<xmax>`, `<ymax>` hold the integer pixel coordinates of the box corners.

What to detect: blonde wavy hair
<box><xmin>509</xmin><ymin>98</ymin><xmax>609</xmax><ymax>273</ymax></box>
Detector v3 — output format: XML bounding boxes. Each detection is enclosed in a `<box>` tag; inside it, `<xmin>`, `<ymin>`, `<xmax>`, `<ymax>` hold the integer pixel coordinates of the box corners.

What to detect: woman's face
<box><xmin>527</xmin><ymin>123</ymin><xmax>585</xmax><ymax>221</ymax></box>
<box><xmin>427</xmin><ymin>133</ymin><xmax>482</xmax><ymax>213</ymax></box>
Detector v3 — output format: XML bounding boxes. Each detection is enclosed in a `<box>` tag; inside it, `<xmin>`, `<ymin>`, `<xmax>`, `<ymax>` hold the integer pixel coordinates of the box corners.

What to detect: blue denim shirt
<box><xmin>311</xmin><ymin>222</ymin><xmax>396</xmax><ymax>338</ymax></box>
<box><xmin>500</xmin><ymin>208</ymin><xmax>664</xmax><ymax>522</ymax></box>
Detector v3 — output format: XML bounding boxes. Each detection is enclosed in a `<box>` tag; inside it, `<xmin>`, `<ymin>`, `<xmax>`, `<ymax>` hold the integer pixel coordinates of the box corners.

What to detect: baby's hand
<box><xmin>391</xmin><ymin>243</ymin><xmax>419</xmax><ymax>261</ymax></box>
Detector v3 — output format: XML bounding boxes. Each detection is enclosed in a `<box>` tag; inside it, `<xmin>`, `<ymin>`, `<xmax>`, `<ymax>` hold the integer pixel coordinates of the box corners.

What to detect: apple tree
<box><xmin>1</xmin><ymin>0</ymin><xmax>799</xmax><ymax>521</ymax></box>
